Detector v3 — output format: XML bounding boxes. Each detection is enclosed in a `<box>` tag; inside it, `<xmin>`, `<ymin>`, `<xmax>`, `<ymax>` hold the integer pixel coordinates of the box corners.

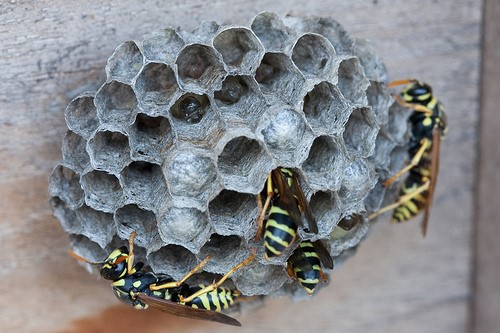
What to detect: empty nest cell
<box><xmin>127</xmin><ymin>113</ymin><xmax>174</xmax><ymax>163</ymax></box>
<box><xmin>292</xmin><ymin>33</ymin><xmax>336</xmax><ymax>79</ymax></box>
<box><xmin>106</xmin><ymin>41</ymin><xmax>144</xmax><ymax>84</ymax></box>
<box><xmin>134</xmin><ymin>62</ymin><xmax>179</xmax><ymax>112</ymax></box>
<box><xmin>62</xmin><ymin>131</ymin><xmax>90</xmax><ymax>173</ymax></box>
<box><xmin>342</xmin><ymin>107</ymin><xmax>379</xmax><ymax>158</ymax></box>
<box><xmin>142</xmin><ymin>28</ymin><xmax>185</xmax><ymax>64</ymax></box>
<box><xmin>87</xmin><ymin>130</ymin><xmax>131</xmax><ymax>174</ymax></box>
<box><xmin>303</xmin><ymin>81</ymin><xmax>349</xmax><ymax>135</ymax></box>
<box><xmin>176</xmin><ymin>44</ymin><xmax>226</xmax><ymax>92</ymax></box>
<box><xmin>64</xmin><ymin>93</ymin><xmax>99</xmax><ymax>139</ymax></box>
<box><xmin>213</xmin><ymin>27</ymin><xmax>263</xmax><ymax>73</ymax></box>
<box><xmin>95</xmin><ymin>80</ymin><xmax>138</xmax><ymax>127</ymax></box>
<box><xmin>80</xmin><ymin>170</ymin><xmax>124</xmax><ymax>213</ymax></box>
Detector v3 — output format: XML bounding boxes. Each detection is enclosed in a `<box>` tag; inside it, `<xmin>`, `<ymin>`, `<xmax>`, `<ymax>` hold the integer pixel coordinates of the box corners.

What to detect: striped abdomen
<box><xmin>264</xmin><ymin>201</ymin><xmax>298</xmax><ymax>258</ymax></box>
<box><xmin>288</xmin><ymin>241</ymin><xmax>322</xmax><ymax>295</ymax></box>
<box><xmin>392</xmin><ymin>173</ymin><xmax>429</xmax><ymax>222</ymax></box>
<box><xmin>183</xmin><ymin>285</ymin><xmax>240</xmax><ymax>312</ymax></box>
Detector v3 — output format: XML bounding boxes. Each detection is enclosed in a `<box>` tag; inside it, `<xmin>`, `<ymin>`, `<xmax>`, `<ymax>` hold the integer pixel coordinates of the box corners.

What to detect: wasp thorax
<box><xmin>51</xmin><ymin>12</ymin><xmax>409</xmax><ymax>299</ymax></box>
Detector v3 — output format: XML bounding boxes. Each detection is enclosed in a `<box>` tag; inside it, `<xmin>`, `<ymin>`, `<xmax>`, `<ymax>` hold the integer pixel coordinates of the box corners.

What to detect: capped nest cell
<box><xmin>49</xmin><ymin>12</ymin><xmax>409</xmax><ymax>302</ymax></box>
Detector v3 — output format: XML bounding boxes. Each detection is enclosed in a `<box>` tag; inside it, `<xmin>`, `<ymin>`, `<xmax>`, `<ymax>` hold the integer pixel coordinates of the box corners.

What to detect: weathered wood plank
<box><xmin>472</xmin><ymin>0</ymin><xmax>500</xmax><ymax>332</ymax></box>
<box><xmin>0</xmin><ymin>1</ymin><xmax>480</xmax><ymax>332</ymax></box>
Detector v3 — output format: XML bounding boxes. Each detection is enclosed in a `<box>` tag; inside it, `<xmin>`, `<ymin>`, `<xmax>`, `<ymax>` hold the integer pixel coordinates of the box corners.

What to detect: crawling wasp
<box><xmin>369</xmin><ymin>79</ymin><xmax>448</xmax><ymax>236</ymax></box>
<box><xmin>255</xmin><ymin>168</ymin><xmax>320</xmax><ymax>258</ymax></box>
<box><xmin>68</xmin><ymin>232</ymin><xmax>255</xmax><ymax>326</ymax></box>
<box><xmin>287</xmin><ymin>239</ymin><xmax>334</xmax><ymax>295</ymax></box>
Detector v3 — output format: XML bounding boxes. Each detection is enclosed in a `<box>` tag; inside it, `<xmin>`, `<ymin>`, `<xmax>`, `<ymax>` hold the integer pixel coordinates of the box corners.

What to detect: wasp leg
<box><xmin>179</xmin><ymin>250</ymin><xmax>256</xmax><ymax>303</ymax></box>
<box><xmin>383</xmin><ymin>138</ymin><xmax>431</xmax><ymax>188</ymax></box>
<box><xmin>320</xmin><ymin>270</ymin><xmax>329</xmax><ymax>284</ymax></box>
<box><xmin>254</xmin><ymin>174</ymin><xmax>274</xmax><ymax>241</ymax></box>
<box><xmin>369</xmin><ymin>181</ymin><xmax>430</xmax><ymax>220</ymax></box>
<box><xmin>149</xmin><ymin>255</ymin><xmax>212</xmax><ymax>291</ymax></box>
<box><xmin>126</xmin><ymin>231</ymin><xmax>137</xmax><ymax>274</ymax></box>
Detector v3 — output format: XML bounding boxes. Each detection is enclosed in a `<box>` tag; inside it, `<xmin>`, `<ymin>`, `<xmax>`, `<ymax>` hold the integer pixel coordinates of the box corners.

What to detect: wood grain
<box><xmin>0</xmin><ymin>1</ymin><xmax>482</xmax><ymax>332</ymax></box>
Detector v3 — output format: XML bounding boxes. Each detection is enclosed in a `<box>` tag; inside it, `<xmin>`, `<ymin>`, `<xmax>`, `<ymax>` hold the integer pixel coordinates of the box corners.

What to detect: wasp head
<box><xmin>99</xmin><ymin>246</ymin><xmax>129</xmax><ymax>280</ymax></box>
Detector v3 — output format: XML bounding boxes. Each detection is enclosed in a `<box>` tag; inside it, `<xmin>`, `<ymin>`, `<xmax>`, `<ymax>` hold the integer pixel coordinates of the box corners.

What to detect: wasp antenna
<box><xmin>67</xmin><ymin>249</ymin><xmax>101</xmax><ymax>265</ymax></box>
<box><xmin>387</xmin><ymin>79</ymin><xmax>414</xmax><ymax>89</ymax></box>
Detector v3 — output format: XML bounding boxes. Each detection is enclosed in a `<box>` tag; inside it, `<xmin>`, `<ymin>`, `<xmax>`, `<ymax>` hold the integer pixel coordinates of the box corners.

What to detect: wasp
<box><xmin>287</xmin><ymin>239</ymin><xmax>334</xmax><ymax>295</ymax></box>
<box><xmin>255</xmin><ymin>168</ymin><xmax>319</xmax><ymax>259</ymax></box>
<box><xmin>369</xmin><ymin>79</ymin><xmax>448</xmax><ymax>236</ymax></box>
<box><xmin>68</xmin><ymin>232</ymin><xmax>255</xmax><ymax>326</ymax></box>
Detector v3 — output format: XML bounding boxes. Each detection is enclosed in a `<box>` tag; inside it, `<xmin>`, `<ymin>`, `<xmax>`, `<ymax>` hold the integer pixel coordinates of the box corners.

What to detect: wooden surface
<box><xmin>472</xmin><ymin>0</ymin><xmax>500</xmax><ymax>332</ymax></box>
<box><xmin>0</xmin><ymin>1</ymin><xmax>487</xmax><ymax>332</ymax></box>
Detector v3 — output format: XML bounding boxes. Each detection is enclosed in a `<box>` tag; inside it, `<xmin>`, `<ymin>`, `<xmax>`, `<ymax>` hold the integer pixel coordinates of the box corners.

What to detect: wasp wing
<box><xmin>136</xmin><ymin>293</ymin><xmax>241</xmax><ymax>327</ymax></box>
<box><xmin>311</xmin><ymin>240</ymin><xmax>334</xmax><ymax>270</ymax></box>
<box><xmin>271</xmin><ymin>169</ymin><xmax>304</xmax><ymax>228</ymax></box>
<box><xmin>421</xmin><ymin>127</ymin><xmax>441</xmax><ymax>237</ymax></box>
<box><xmin>290</xmin><ymin>172</ymin><xmax>319</xmax><ymax>234</ymax></box>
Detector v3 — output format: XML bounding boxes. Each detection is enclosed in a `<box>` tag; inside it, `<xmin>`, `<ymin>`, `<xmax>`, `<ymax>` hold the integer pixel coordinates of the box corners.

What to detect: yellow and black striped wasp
<box><xmin>68</xmin><ymin>231</ymin><xmax>255</xmax><ymax>326</ymax></box>
<box><xmin>287</xmin><ymin>239</ymin><xmax>334</xmax><ymax>295</ymax></box>
<box><xmin>369</xmin><ymin>79</ymin><xmax>448</xmax><ymax>236</ymax></box>
<box><xmin>254</xmin><ymin>168</ymin><xmax>319</xmax><ymax>258</ymax></box>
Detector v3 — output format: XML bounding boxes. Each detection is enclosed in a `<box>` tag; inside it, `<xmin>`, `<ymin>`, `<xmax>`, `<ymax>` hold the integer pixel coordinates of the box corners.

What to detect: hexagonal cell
<box><xmin>301</xmin><ymin>135</ymin><xmax>345</xmax><ymax>191</ymax></box>
<box><xmin>134</xmin><ymin>62</ymin><xmax>179</xmax><ymax>114</ymax></box>
<box><xmin>309</xmin><ymin>190</ymin><xmax>342</xmax><ymax>236</ymax></box>
<box><xmin>233</xmin><ymin>260</ymin><xmax>288</xmax><ymax>296</ymax></box>
<box><xmin>142</xmin><ymin>28</ymin><xmax>185</xmax><ymax>63</ymax></box>
<box><xmin>367</xmin><ymin>80</ymin><xmax>392</xmax><ymax>126</ymax></box>
<box><xmin>148</xmin><ymin>245</ymin><xmax>198</xmax><ymax>281</ymax></box>
<box><xmin>49</xmin><ymin>164</ymin><xmax>84</xmax><ymax>209</ymax></box>
<box><xmin>119</xmin><ymin>161</ymin><xmax>169</xmax><ymax>212</ymax></box>
<box><xmin>87</xmin><ymin>130</ymin><xmax>130</xmax><ymax>174</ymax></box>
<box><xmin>303</xmin><ymin>81</ymin><xmax>349</xmax><ymax>135</ymax></box>
<box><xmin>330</xmin><ymin>216</ymin><xmax>369</xmax><ymax>257</ymax></box>
<box><xmin>170</xmin><ymin>95</ymin><xmax>225</xmax><ymax>149</ymax></box>
<box><xmin>65</xmin><ymin>93</ymin><xmax>99</xmax><ymax>139</ymax></box>
<box><xmin>260</xmin><ymin>107</ymin><xmax>314</xmax><ymax>166</ymax></box>
<box><xmin>213</xmin><ymin>27</ymin><xmax>264</xmax><ymax>74</ymax></box>
<box><xmin>95</xmin><ymin>81</ymin><xmax>138</xmax><ymax>127</ymax></box>
<box><xmin>189</xmin><ymin>21</ymin><xmax>221</xmax><ymax>44</ymax></box>
<box><xmin>106</xmin><ymin>41</ymin><xmax>144</xmax><ymax>83</ymax></box>
<box><xmin>68</xmin><ymin>234</ymin><xmax>110</xmax><ymax>264</ymax></box>
<box><xmin>339</xmin><ymin>158</ymin><xmax>377</xmax><ymax>211</ymax></box>
<box><xmin>330</xmin><ymin>213</ymin><xmax>364</xmax><ymax>240</ymax></box>
<box><xmin>364</xmin><ymin>179</ymin><xmax>388</xmax><ymax>214</ymax></box>
<box><xmin>170</xmin><ymin>93</ymin><xmax>210</xmax><ymax>124</ymax></box>
<box><xmin>386</xmin><ymin>102</ymin><xmax>411</xmax><ymax>145</ymax></box>
<box><xmin>198</xmin><ymin>234</ymin><xmax>248</xmax><ymax>274</ymax></box>
<box><xmin>127</xmin><ymin>113</ymin><xmax>174</xmax><ymax>163</ymax></box>
<box><xmin>370</xmin><ymin>131</ymin><xmax>398</xmax><ymax>172</ymax></box>
<box><xmin>114</xmin><ymin>204</ymin><xmax>163</xmax><ymax>254</ymax></box>
<box><xmin>255</xmin><ymin>52</ymin><xmax>306</xmax><ymax>104</ymax></box>
<box><xmin>208</xmin><ymin>190</ymin><xmax>258</xmax><ymax>238</ymax></box>
<box><xmin>75</xmin><ymin>204</ymin><xmax>115</xmax><ymax>249</ymax></box>
<box><xmin>337</xmin><ymin>57</ymin><xmax>369</xmax><ymax>105</ymax></box>
<box><xmin>292</xmin><ymin>33</ymin><xmax>336</xmax><ymax>79</ymax></box>
<box><xmin>251</xmin><ymin>12</ymin><xmax>294</xmax><ymax>52</ymax></box>
<box><xmin>62</xmin><ymin>131</ymin><xmax>90</xmax><ymax>173</ymax></box>
<box><xmin>342</xmin><ymin>107</ymin><xmax>379</xmax><ymax>158</ymax></box>
<box><xmin>157</xmin><ymin>207</ymin><xmax>212</xmax><ymax>254</ymax></box>
<box><xmin>282</xmin><ymin>16</ymin><xmax>354</xmax><ymax>55</ymax></box>
<box><xmin>352</xmin><ymin>38</ymin><xmax>387</xmax><ymax>82</ymax></box>
<box><xmin>217</xmin><ymin>136</ymin><xmax>273</xmax><ymax>193</ymax></box>
<box><xmin>164</xmin><ymin>149</ymin><xmax>220</xmax><ymax>210</ymax></box>
<box><xmin>49</xmin><ymin>197</ymin><xmax>79</xmax><ymax>234</ymax></box>
<box><xmin>214</xmin><ymin>75</ymin><xmax>266</xmax><ymax>126</ymax></box>
<box><xmin>80</xmin><ymin>170</ymin><xmax>124</xmax><ymax>213</ymax></box>
<box><xmin>176</xmin><ymin>44</ymin><xmax>226</xmax><ymax>93</ymax></box>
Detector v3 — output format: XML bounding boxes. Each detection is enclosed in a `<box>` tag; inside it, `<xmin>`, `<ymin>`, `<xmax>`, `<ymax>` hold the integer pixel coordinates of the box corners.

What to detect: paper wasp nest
<box><xmin>49</xmin><ymin>12</ymin><xmax>408</xmax><ymax>298</ymax></box>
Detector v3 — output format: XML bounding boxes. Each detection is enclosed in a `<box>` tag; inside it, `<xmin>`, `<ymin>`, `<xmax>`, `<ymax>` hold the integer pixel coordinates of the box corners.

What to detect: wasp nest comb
<box><xmin>49</xmin><ymin>12</ymin><xmax>408</xmax><ymax>298</ymax></box>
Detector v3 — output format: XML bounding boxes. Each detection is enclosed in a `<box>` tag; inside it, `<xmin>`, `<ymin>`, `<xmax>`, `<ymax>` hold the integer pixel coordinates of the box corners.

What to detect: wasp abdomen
<box><xmin>184</xmin><ymin>285</ymin><xmax>240</xmax><ymax>312</ymax></box>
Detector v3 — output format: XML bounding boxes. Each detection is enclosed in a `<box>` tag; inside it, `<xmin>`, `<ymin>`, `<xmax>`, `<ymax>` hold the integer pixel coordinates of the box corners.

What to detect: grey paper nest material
<box><xmin>49</xmin><ymin>12</ymin><xmax>408</xmax><ymax>297</ymax></box>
